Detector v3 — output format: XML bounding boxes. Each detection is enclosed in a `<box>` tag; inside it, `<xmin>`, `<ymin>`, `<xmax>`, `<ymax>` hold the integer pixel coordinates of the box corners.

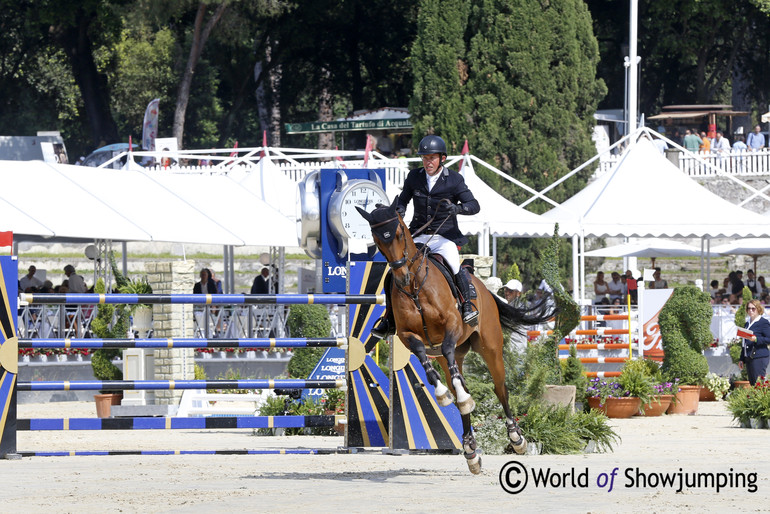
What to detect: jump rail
<box><xmin>17</xmin><ymin>379</ymin><xmax>346</xmax><ymax>392</ymax></box>
<box><xmin>21</xmin><ymin>293</ymin><xmax>385</xmax><ymax>306</ymax></box>
<box><xmin>19</xmin><ymin>337</ymin><xmax>347</xmax><ymax>350</ymax></box>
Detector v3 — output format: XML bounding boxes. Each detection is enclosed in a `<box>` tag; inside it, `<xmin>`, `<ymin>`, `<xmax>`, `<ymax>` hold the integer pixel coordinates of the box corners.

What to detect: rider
<box><xmin>371</xmin><ymin>134</ymin><xmax>480</xmax><ymax>339</ymax></box>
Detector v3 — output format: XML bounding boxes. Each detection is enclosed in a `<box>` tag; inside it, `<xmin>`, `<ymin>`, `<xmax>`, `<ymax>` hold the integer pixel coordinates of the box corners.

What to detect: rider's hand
<box><xmin>443</xmin><ymin>203</ymin><xmax>462</xmax><ymax>216</ymax></box>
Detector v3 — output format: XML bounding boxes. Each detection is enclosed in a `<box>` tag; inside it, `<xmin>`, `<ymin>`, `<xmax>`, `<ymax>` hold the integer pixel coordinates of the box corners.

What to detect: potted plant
<box><xmin>110</xmin><ymin>252</ymin><xmax>153</xmax><ymax>336</ymax></box>
<box><xmin>585</xmin><ymin>377</ymin><xmax>641</xmax><ymax>418</ymax></box>
<box><xmin>658</xmin><ymin>286</ymin><xmax>712</xmax><ymax>415</ymax></box>
<box><xmin>90</xmin><ymin>278</ymin><xmax>130</xmax><ymax>417</ymax></box>
<box><xmin>727</xmin><ymin>339</ymin><xmax>750</xmax><ymax>386</ymax></box>
<box><xmin>701</xmin><ymin>372</ymin><xmax>730</xmax><ymax>401</ymax></box>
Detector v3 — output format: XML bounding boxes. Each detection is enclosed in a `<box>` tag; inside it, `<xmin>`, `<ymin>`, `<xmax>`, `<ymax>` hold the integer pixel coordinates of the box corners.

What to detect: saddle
<box><xmin>410</xmin><ymin>243</ymin><xmax>477</xmax><ymax>302</ymax></box>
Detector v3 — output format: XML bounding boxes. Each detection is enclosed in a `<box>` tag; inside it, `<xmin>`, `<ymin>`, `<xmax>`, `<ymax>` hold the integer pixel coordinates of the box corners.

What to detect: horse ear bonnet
<box><xmin>369</xmin><ymin>203</ymin><xmax>399</xmax><ymax>242</ymax></box>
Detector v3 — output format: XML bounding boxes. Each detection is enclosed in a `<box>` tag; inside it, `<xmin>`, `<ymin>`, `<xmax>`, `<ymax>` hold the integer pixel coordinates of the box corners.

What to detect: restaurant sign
<box><xmin>285</xmin><ymin>118</ymin><xmax>412</xmax><ymax>134</ymax></box>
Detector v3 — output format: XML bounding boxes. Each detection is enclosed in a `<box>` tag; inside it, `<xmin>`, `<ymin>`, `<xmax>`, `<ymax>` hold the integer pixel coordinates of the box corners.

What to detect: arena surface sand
<box><xmin>4</xmin><ymin>400</ymin><xmax>769</xmax><ymax>512</ymax></box>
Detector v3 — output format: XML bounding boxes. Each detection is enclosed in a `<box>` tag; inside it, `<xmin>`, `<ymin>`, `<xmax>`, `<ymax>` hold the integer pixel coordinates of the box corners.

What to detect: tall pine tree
<box><xmin>410</xmin><ymin>0</ymin><xmax>606</xmax><ymax>287</ymax></box>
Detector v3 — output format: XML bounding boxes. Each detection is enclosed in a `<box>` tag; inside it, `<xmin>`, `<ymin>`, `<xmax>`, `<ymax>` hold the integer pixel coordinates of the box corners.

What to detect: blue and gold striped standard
<box><xmin>0</xmin><ymin>257</ymin><xmax>18</xmax><ymax>458</ymax></box>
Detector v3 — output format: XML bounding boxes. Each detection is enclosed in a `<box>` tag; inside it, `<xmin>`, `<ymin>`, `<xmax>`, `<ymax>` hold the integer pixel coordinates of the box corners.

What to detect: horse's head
<box><xmin>356</xmin><ymin>199</ymin><xmax>414</xmax><ymax>288</ymax></box>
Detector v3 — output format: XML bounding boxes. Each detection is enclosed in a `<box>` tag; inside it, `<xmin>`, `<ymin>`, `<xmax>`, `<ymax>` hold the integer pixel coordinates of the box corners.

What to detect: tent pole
<box><xmin>572</xmin><ymin>234</ymin><xmax>579</xmax><ymax>303</ymax></box>
<box><xmin>707</xmin><ymin>238</ymin><xmax>711</xmax><ymax>293</ymax></box>
<box><xmin>700</xmin><ymin>237</ymin><xmax>705</xmax><ymax>286</ymax></box>
<box><xmin>222</xmin><ymin>245</ymin><xmax>229</xmax><ymax>294</ymax></box>
<box><xmin>492</xmin><ymin>236</ymin><xmax>497</xmax><ymax>278</ymax></box>
<box><xmin>579</xmin><ymin>230</ymin><xmax>586</xmax><ymax>304</ymax></box>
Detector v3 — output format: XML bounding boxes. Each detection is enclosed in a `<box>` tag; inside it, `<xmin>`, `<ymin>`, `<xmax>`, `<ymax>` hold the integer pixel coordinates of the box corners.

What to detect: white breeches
<box><xmin>413</xmin><ymin>234</ymin><xmax>460</xmax><ymax>274</ymax></box>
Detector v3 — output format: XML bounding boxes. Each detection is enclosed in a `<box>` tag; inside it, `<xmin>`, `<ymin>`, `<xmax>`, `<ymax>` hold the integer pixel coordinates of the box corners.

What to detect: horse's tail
<box><xmin>492</xmin><ymin>292</ymin><xmax>558</xmax><ymax>334</ymax></box>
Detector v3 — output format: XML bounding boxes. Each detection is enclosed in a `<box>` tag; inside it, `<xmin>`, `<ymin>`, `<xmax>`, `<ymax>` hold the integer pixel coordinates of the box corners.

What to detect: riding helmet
<box><xmin>417</xmin><ymin>135</ymin><xmax>447</xmax><ymax>156</ymax></box>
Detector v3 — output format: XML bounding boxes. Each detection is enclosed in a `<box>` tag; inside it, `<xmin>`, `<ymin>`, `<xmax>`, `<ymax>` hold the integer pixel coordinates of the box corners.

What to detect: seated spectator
<box><xmin>625</xmin><ymin>270</ymin><xmax>638</xmax><ymax>304</ymax></box>
<box><xmin>708</xmin><ymin>279</ymin><xmax>720</xmax><ymax>299</ymax></box>
<box><xmin>19</xmin><ymin>265</ymin><xmax>43</xmax><ymax>292</ymax></box>
<box><xmin>608</xmin><ymin>272</ymin><xmax>624</xmax><ymax>302</ymax></box>
<box><xmin>193</xmin><ymin>268</ymin><xmax>218</xmax><ymax>294</ymax></box>
<box><xmin>759</xmin><ymin>276</ymin><xmax>769</xmax><ymax>296</ymax></box>
<box><xmin>593</xmin><ymin>271</ymin><xmax>609</xmax><ymax>304</ymax></box>
<box><xmin>649</xmin><ymin>267</ymin><xmax>668</xmax><ymax>289</ymax></box>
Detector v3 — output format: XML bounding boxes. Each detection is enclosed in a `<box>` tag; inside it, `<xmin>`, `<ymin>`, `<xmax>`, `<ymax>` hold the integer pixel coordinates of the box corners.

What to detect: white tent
<box><xmin>0</xmin><ymin>160</ymin><xmax>297</xmax><ymax>246</ymax></box>
<box><xmin>541</xmin><ymin>135</ymin><xmax>770</xmax><ymax>300</ymax></box>
<box><xmin>584</xmin><ymin>238</ymin><xmax>719</xmax><ymax>259</ymax></box>
<box><xmin>542</xmin><ymin>137</ymin><xmax>770</xmax><ymax>239</ymax></box>
<box><xmin>711</xmin><ymin>238</ymin><xmax>770</xmax><ymax>273</ymax></box>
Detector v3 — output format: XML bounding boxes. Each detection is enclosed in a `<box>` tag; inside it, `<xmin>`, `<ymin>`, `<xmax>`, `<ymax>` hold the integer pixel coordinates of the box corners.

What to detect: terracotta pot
<box><xmin>587</xmin><ymin>396</ymin><xmax>641</xmax><ymax>418</ymax></box>
<box><xmin>699</xmin><ymin>387</ymin><xmax>716</xmax><ymax>402</ymax></box>
<box><xmin>638</xmin><ymin>394</ymin><xmax>673</xmax><ymax>416</ymax></box>
<box><xmin>325</xmin><ymin>410</ymin><xmax>345</xmax><ymax>436</ymax></box>
<box><xmin>94</xmin><ymin>393</ymin><xmax>123</xmax><ymax>418</ymax></box>
<box><xmin>733</xmin><ymin>381</ymin><xmax>751</xmax><ymax>390</ymax></box>
<box><xmin>666</xmin><ymin>385</ymin><xmax>700</xmax><ymax>415</ymax></box>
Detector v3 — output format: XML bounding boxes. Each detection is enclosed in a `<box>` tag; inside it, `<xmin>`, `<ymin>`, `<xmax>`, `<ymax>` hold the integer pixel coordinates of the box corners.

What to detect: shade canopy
<box><xmin>542</xmin><ymin>138</ymin><xmax>770</xmax><ymax>238</ymax></box>
<box><xmin>711</xmin><ymin>238</ymin><xmax>770</xmax><ymax>272</ymax></box>
<box><xmin>0</xmin><ymin>159</ymin><xmax>298</xmax><ymax>246</ymax></box>
<box><xmin>584</xmin><ymin>238</ymin><xmax>718</xmax><ymax>259</ymax></box>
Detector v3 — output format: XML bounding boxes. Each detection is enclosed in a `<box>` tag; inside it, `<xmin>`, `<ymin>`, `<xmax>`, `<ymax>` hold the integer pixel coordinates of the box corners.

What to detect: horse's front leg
<box><xmin>441</xmin><ymin>337</ymin><xmax>475</xmax><ymax>415</ymax></box>
<box><xmin>405</xmin><ymin>335</ymin><xmax>454</xmax><ymax>407</ymax></box>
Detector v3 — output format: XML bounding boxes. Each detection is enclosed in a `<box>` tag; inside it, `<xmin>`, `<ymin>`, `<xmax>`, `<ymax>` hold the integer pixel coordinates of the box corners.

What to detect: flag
<box><xmin>0</xmin><ymin>231</ymin><xmax>12</xmax><ymax>248</ymax></box>
<box><xmin>458</xmin><ymin>139</ymin><xmax>469</xmax><ymax>172</ymax></box>
<box><xmin>260</xmin><ymin>131</ymin><xmax>267</xmax><ymax>158</ymax></box>
<box><xmin>142</xmin><ymin>98</ymin><xmax>160</xmax><ymax>151</ymax></box>
<box><xmin>363</xmin><ymin>134</ymin><xmax>373</xmax><ymax>167</ymax></box>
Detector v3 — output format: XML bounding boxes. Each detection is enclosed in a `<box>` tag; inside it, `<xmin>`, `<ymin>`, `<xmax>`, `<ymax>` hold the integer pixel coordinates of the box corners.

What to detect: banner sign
<box><xmin>285</xmin><ymin>118</ymin><xmax>412</xmax><ymax>134</ymax></box>
<box><xmin>641</xmin><ymin>289</ymin><xmax>674</xmax><ymax>361</ymax></box>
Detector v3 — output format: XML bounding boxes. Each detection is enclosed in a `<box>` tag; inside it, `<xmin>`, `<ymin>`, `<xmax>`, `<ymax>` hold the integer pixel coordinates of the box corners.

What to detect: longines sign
<box><xmin>285</xmin><ymin>118</ymin><xmax>412</xmax><ymax>134</ymax></box>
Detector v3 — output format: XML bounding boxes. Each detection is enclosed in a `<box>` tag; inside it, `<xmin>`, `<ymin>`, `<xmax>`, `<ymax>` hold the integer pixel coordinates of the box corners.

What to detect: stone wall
<box><xmin>146</xmin><ymin>261</ymin><xmax>195</xmax><ymax>405</ymax></box>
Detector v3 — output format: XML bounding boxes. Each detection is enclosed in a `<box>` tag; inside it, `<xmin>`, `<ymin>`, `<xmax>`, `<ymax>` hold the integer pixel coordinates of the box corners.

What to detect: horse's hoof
<box><xmin>465</xmin><ymin>452</ymin><xmax>482</xmax><ymax>475</ymax></box>
<box><xmin>511</xmin><ymin>433</ymin><xmax>527</xmax><ymax>455</ymax></box>
<box><xmin>436</xmin><ymin>391</ymin><xmax>454</xmax><ymax>407</ymax></box>
<box><xmin>457</xmin><ymin>396</ymin><xmax>475</xmax><ymax>415</ymax></box>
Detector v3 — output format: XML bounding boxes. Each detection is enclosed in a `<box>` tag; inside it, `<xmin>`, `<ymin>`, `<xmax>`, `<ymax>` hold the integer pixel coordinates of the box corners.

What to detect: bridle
<box><xmin>370</xmin><ymin>203</ymin><xmax>454</xmax><ymax>347</ymax></box>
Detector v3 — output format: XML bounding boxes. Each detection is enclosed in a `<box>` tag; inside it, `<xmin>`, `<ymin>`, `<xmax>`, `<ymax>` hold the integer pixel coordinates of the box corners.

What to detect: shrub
<box><xmin>90</xmin><ymin>278</ymin><xmax>129</xmax><ymax>382</ymax></box>
<box><xmin>285</xmin><ymin>304</ymin><xmax>331</xmax><ymax>379</ymax></box>
<box><xmin>659</xmin><ymin>286</ymin><xmax>712</xmax><ymax>385</ymax></box>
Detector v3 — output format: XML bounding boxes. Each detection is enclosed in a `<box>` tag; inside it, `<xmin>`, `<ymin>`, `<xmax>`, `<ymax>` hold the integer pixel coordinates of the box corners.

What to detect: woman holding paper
<box><xmin>738</xmin><ymin>299</ymin><xmax>770</xmax><ymax>385</ymax></box>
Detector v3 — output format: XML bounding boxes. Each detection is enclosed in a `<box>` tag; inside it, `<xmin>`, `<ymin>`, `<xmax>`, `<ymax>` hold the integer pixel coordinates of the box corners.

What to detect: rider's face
<box><xmin>421</xmin><ymin>153</ymin><xmax>443</xmax><ymax>175</ymax></box>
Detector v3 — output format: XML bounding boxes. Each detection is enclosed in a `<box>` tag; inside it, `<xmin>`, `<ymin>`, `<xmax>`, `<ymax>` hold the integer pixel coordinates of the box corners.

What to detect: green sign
<box><xmin>284</xmin><ymin>118</ymin><xmax>412</xmax><ymax>134</ymax></box>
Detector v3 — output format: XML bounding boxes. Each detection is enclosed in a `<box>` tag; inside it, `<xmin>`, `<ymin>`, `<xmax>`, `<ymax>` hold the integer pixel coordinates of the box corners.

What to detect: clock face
<box><xmin>329</xmin><ymin>180</ymin><xmax>388</xmax><ymax>240</ymax></box>
<box><xmin>341</xmin><ymin>183</ymin><xmax>388</xmax><ymax>239</ymax></box>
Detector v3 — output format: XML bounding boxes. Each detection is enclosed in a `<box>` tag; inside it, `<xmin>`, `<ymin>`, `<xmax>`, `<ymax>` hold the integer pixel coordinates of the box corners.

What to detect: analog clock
<box><xmin>328</xmin><ymin>173</ymin><xmax>388</xmax><ymax>256</ymax></box>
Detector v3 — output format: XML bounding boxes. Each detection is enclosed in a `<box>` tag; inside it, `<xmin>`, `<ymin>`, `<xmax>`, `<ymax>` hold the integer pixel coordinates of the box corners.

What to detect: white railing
<box><xmin>678</xmin><ymin>149</ymin><xmax>770</xmax><ymax>177</ymax></box>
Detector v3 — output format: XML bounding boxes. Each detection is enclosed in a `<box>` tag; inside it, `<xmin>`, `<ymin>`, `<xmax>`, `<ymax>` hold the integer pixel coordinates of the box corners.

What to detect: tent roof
<box><xmin>0</xmin><ymin>160</ymin><xmax>297</xmax><ymax>246</ymax></box>
<box><xmin>458</xmin><ymin>160</ymin><xmax>569</xmax><ymax>237</ymax></box>
<box><xmin>584</xmin><ymin>238</ymin><xmax>719</xmax><ymax>258</ymax></box>
<box><xmin>541</xmin><ymin>138</ymin><xmax>770</xmax><ymax>238</ymax></box>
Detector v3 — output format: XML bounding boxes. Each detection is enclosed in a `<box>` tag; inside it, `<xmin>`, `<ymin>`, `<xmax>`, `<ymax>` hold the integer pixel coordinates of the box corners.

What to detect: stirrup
<box><xmin>462</xmin><ymin>304</ymin><xmax>478</xmax><ymax>326</ymax></box>
<box><xmin>371</xmin><ymin>317</ymin><xmax>394</xmax><ymax>339</ymax></box>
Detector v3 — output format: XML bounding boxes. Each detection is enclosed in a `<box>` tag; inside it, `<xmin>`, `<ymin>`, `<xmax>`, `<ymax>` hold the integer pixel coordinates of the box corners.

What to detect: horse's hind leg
<box><xmin>406</xmin><ymin>335</ymin><xmax>454</xmax><ymax>406</ymax></box>
<box><xmin>479</xmin><ymin>334</ymin><xmax>527</xmax><ymax>454</ymax></box>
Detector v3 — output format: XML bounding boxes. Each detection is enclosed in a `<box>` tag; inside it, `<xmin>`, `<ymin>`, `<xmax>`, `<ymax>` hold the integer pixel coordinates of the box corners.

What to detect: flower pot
<box><xmin>666</xmin><ymin>385</ymin><xmax>700</xmax><ymax>415</ymax></box>
<box><xmin>94</xmin><ymin>393</ymin><xmax>123</xmax><ymax>418</ymax></box>
<box><xmin>638</xmin><ymin>394</ymin><xmax>673</xmax><ymax>417</ymax></box>
<box><xmin>699</xmin><ymin>387</ymin><xmax>717</xmax><ymax>402</ymax></box>
<box><xmin>733</xmin><ymin>381</ymin><xmax>751</xmax><ymax>390</ymax></box>
<box><xmin>749</xmin><ymin>417</ymin><xmax>765</xmax><ymax>429</ymax></box>
<box><xmin>587</xmin><ymin>396</ymin><xmax>641</xmax><ymax>418</ymax></box>
<box><xmin>525</xmin><ymin>442</ymin><xmax>543</xmax><ymax>455</ymax></box>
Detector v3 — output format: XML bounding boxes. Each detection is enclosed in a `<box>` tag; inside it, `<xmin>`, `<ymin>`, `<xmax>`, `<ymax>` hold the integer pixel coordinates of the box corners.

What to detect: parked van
<box><xmin>0</xmin><ymin>132</ymin><xmax>68</xmax><ymax>163</ymax></box>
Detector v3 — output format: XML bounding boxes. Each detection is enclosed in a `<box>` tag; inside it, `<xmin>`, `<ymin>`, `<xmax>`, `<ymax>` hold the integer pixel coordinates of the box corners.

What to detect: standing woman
<box><xmin>739</xmin><ymin>299</ymin><xmax>770</xmax><ymax>385</ymax></box>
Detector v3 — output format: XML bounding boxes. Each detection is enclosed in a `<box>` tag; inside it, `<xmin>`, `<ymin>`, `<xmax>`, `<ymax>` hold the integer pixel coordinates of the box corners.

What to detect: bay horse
<box><xmin>357</xmin><ymin>200</ymin><xmax>554</xmax><ymax>474</ymax></box>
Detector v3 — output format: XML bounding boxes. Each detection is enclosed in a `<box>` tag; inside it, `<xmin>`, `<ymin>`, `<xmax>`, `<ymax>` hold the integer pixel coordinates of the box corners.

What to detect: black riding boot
<box><xmin>370</xmin><ymin>273</ymin><xmax>395</xmax><ymax>341</ymax></box>
<box><xmin>455</xmin><ymin>268</ymin><xmax>478</xmax><ymax>326</ymax></box>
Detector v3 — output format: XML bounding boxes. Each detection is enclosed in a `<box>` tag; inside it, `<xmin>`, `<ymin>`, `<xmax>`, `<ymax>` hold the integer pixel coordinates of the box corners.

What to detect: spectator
<box><xmin>209</xmin><ymin>269</ymin><xmax>223</xmax><ymax>294</ymax></box>
<box><xmin>733</xmin><ymin>134</ymin><xmax>748</xmax><ymax>151</ymax></box>
<box><xmin>649</xmin><ymin>267</ymin><xmax>668</xmax><ymax>289</ymax></box>
<box><xmin>683</xmin><ymin>128</ymin><xmax>702</xmax><ymax>152</ymax></box>
<box><xmin>731</xmin><ymin>270</ymin><xmax>745</xmax><ymax>296</ymax></box>
<box><xmin>502</xmin><ymin>279</ymin><xmax>523</xmax><ymax>305</ymax></box>
<box><xmin>759</xmin><ymin>276</ymin><xmax>769</xmax><ymax>296</ymax></box>
<box><xmin>746</xmin><ymin>269</ymin><xmax>758</xmax><ymax>296</ymax></box>
<box><xmin>652</xmin><ymin>136</ymin><xmax>668</xmax><ymax>155</ymax></box>
<box><xmin>63</xmin><ymin>264</ymin><xmax>87</xmax><ymax>293</ymax></box>
<box><xmin>593</xmin><ymin>271</ymin><xmax>609</xmax><ymax>304</ymax></box>
<box><xmin>699</xmin><ymin>131</ymin><xmax>711</xmax><ymax>152</ymax></box>
<box><xmin>747</xmin><ymin>125</ymin><xmax>766</xmax><ymax>151</ymax></box>
<box><xmin>193</xmin><ymin>268</ymin><xmax>218</xmax><ymax>294</ymax></box>
<box><xmin>608</xmin><ymin>272</ymin><xmax>624</xmax><ymax>302</ymax></box>
<box><xmin>625</xmin><ymin>270</ymin><xmax>638</xmax><ymax>304</ymax></box>
<box><xmin>251</xmin><ymin>267</ymin><xmax>270</xmax><ymax>294</ymax></box>
<box><xmin>708</xmin><ymin>279</ymin><xmax>720</xmax><ymax>299</ymax></box>
<box><xmin>712</xmin><ymin>130</ymin><xmax>731</xmax><ymax>155</ymax></box>
<box><xmin>19</xmin><ymin>265</ymin><xmax>43</xmax><ymax>292</ymax></box>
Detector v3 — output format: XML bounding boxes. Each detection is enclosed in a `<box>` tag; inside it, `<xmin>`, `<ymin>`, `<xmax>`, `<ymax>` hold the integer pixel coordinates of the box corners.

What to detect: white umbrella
<box><xmin>711</xmin><ymin>238</ymin><xmax>770</xmax><ymax>273</ymax></box>
<box><xmin>585</xmin><ymin>238</ymin><xmax>718</xmax><ymax>268</ymax></box>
